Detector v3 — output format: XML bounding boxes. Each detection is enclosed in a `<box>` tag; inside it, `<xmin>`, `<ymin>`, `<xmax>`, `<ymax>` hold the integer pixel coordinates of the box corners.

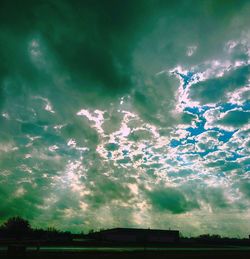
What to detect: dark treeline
<box><xmin>0</xmin><ymin>217</ymin><xmax>73</xmax><ymax>241</ymax></box>
<box><xmin>0</xmin><ymin>216</ymin><xmax>249</xmax><ymax>246</ymax></box>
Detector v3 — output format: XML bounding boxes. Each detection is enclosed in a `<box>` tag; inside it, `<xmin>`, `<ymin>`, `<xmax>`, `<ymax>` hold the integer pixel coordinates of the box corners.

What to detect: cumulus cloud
<box><xmin>218</xmin><ymin>110</ymin><xmax>250</xmax><ymax>127</ymax></box>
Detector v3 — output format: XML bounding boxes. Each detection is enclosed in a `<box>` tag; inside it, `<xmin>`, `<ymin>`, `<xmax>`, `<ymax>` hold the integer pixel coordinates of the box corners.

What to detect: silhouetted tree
<box><xmin>198</xmin><ymin>234</ymin><xmax>222</xmax><ymax>240</ymax></box>
<box><xmin>88</xmin><ymin>229</ymin><xmax>95</xmax><ymax>234</ymax></box>
<box><xmin>1</xmin><ymin>216</ymin><xmax>31</xmax><ymax>238</ymax></box>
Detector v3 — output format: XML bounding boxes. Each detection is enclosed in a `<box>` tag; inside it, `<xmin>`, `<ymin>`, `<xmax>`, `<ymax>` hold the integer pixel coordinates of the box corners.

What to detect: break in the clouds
<box><xmin>0</xmin><ymin>0</ymin><xmax>250</xmax><ymax>237</ymax></box>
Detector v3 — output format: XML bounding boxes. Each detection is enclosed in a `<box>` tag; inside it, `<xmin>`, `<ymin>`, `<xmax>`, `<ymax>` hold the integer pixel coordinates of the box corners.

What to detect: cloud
<box><xmin>85</xmin><ymin>176</ymin><xmax>133</xmax><ymax>209</ymax></box>
<box><xmin>0</xmin><ymin>0</ymin><xmax>155</xmax><ymax>99</ymax></box>
<box><xmin>1</xmin><ymin>0</ymin><xmax>250</xmax><ymax>237</ymax></box>
<box><xmin>147</xmin><ymin>187</ymin><xmax>199</xmax><ymax>214</ymax></box>
<box><xmin>218</xmin><ymin>110</ymin><xmax>250</xmax><ymax>127</ymax></box>
<box><xmin>199</xmin><ymin>187</ymin><xmax>229</xmax><ymax>210</ymax></box>
<box><xmin>189</xmin><ymin>65</ymin><xmax>250</xmax><ymax>105</ymax></box>
<box><xmin>240</xmin><ymin>182</ymin><xmax>250</xmax><ymax>198</ymax></box>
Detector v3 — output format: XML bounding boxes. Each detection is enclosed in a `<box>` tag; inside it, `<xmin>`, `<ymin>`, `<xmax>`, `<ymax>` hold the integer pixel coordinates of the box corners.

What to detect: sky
<box><xmin>0</xmin><ymin>0</ymin><xmax>250</xmax><ymax>237</ymax></box>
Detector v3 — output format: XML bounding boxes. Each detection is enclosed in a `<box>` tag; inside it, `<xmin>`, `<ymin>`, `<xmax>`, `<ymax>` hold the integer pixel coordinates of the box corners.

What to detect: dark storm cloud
<box><xmin>0</xmin><ymin>0</ymin><xmax>249</xmax><ymax>102</ymax></box>
<box><xmin>0</xmin><ymin>0</ymin><xmax>153</xmax><ymax>98</ymax></box>
<box><xmin>147</xmin><ymin>187</ymin><xmax>199</xmax><ymax>214</ymax></box>
<box><xmin>219</xmin><ymin>110</ymin><xmax>250</xmax><ymax>127</ymax></box>
<box><xmin>145</xmin><ymin>183</ymin><xmax>239</xmax><ymax>216</ymax></box>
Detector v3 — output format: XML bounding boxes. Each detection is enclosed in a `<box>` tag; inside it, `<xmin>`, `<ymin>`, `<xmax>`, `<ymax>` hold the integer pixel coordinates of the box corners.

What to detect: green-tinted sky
<box><xmin>0</xmin><ymin>0</ymin><xmax>250</xmax><ymax>237</ymax></box>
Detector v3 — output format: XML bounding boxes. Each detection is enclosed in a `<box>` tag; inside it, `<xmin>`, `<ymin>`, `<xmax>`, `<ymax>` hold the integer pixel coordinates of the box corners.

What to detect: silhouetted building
<box><xmin>90</xmin><ymin>228</ymin><xmax>179</xmax><ymax>243</ymax></box>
